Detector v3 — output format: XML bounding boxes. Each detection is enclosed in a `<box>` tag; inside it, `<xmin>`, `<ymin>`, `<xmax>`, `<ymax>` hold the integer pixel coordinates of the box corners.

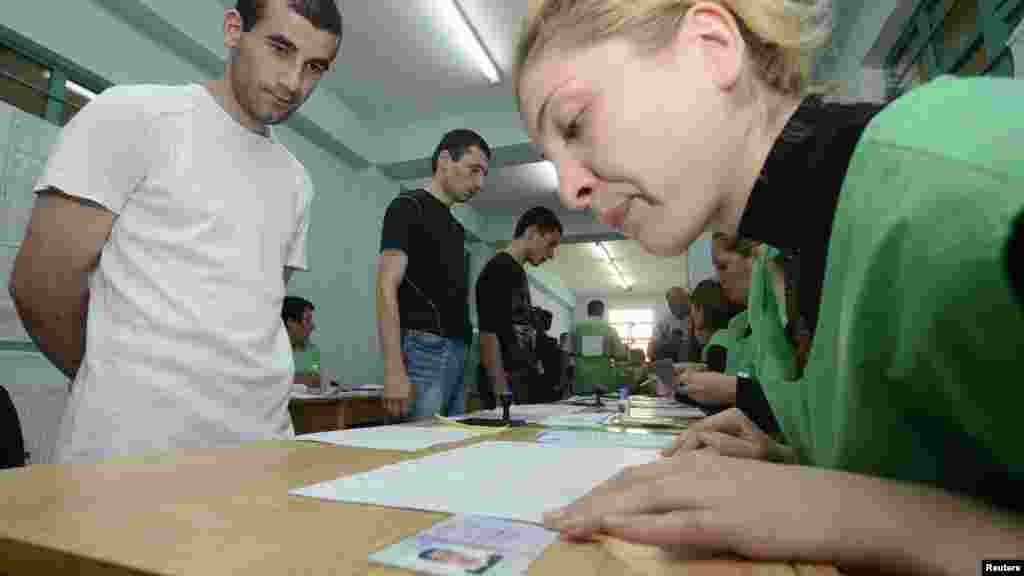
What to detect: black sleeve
<box><xmin>476</xmin><ymin>257</ymin><xmax>517</xmax><ymax>336</ymax></box>
<box><xmin>379</xmin><ymin>195</ymin><xmax>418</xmax><ymax>254</ymax></box>
<box><xmin>705</xmin><ymin>345</ymin><xmax>727</xmax><ymax>373</ymax></box>
<box><xmin>1008</xmin><ymin>207</ymin><xmax>1022</xmax><ymax>311</ymax></box>
<box><xmin>736</xmin><ymin>376</ymin><xmax>781</xmax><ymax>436</ymax></box>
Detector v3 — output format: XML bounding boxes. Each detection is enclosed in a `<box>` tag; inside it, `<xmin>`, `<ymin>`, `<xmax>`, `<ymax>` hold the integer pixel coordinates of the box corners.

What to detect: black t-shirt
<box><xmin>476</xmin><ymin>252</ymin><xmax>537</xmax><ymax>373</ymax></box>
<box><xmin>380</xmin><ymin>189</ymin><xmax>470</xmax><ymax>342</ymax></box>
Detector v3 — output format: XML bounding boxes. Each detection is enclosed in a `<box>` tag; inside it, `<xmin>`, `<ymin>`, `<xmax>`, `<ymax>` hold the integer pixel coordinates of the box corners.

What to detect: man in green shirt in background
<box><xmin>572</xmin><ymin>300</ymin><xmax>627</xmax><ymax>395</ymax></box>
<box><xmin>283</xmin><ymin>296</ymin><xmax>320</xmax><ymax>388</ymax></box>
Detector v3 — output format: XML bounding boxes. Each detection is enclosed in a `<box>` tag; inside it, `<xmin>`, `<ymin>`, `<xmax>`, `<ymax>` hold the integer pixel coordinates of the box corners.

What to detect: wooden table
<box><xmin>0</xmin><ymin>426</ymin><xmax>839</xmax><ymax>575</ymax></box>
<box><xmin>289</xmin><ymin>390</ymin><xmax>391</xmax><ymax>434</ymax></box>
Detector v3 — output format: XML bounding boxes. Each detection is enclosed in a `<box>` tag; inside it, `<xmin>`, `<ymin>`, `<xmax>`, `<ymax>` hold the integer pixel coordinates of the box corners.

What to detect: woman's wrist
<box><xmin>833</xmin><ymin>475</ymin><xmax>1023</xmax><ymax>576</ymax></box>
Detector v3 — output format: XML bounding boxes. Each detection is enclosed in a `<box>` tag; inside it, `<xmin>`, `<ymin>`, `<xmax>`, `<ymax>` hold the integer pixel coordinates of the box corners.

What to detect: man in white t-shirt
<box><xmin>7</xmin><ymin>0</ymin><xmax>343</xmax><ymax>463</ymax></box>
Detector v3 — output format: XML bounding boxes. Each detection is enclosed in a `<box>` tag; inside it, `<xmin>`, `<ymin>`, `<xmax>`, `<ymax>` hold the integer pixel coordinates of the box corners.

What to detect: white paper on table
<box><xmin>538</xmin><ymin>412</ymin><xmax>615</xmax><ymax>429</ymax></box>
<box><xmin>579</xmin><ymin>335</ymin><xmax>605</xmax><ymax>357</ymax></box>
<box><xmin>491</xmin><ymin>403</ymin><xmax>589</xmax><ymax>423</ymax></box>
<box><xmin>296</xmin><ymin>425</ymin><xmax>484</xmax><ymax>451</ymax></box>
<box><xmin>290</xmin><ymin>441</ymin><xmax>660</xmax><ymax>524</ymax></box>
<box><xmin>535</xmin><ymin>429</ymin><xmax>677</xmax><ymax>450</ymax></box>
<box><xmin>628</xmin><ymin>405</ymin><xmax>707</xmax><ymax>419</ymax></box>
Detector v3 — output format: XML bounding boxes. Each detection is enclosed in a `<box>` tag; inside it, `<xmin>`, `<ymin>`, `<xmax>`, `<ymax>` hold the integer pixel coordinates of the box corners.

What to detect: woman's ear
<box><xmin>672</xmin><ymin>1</ymin><xmax>747</xmax><ymax>91</ymax></box>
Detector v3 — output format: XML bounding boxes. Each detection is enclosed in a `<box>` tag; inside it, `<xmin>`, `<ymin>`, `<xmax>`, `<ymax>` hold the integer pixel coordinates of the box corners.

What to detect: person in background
<box><xmin>648</xmin><ymin>286</ymin><xmax>689</xmax><ymax>362</ymax></box>
<box><xmin>559</xmin><ymin>331</ymin><xmax>576</xmax><ymax>392</ymax></box>
<box><xmin>476</xmin><ymin>207</ymin><xmax>563</xmax><ymax>407</ymax></box>
<box><xmin>377</xmin><ymin>129</ymin><xmax>491</xmax><ymax>420</ymax></box>
<box><xmin>678</xmin><ymin>234</ymin><xmax>783</xmax><ymax>436</ymax></box>
<box><xmin>282</xmin><ymin>296</ymin><xmax>320</xmax><ymax>388</ymax></box>
<box><xmin>532</xmin><ymin>306</ymin><xmax>565</xmax><ymax>402</ymax></box>
<box><xmin>516</xmin><ymin>0</ymin><xmax>1023</xmax><ymax>570</ymax></box>
<box><xmin>571</xmin><ymin>300</ymin><xmax>627</xmax><ymax>395</ymax></box>
<box><xmin>675</xmin><ymin>279</ymin><xmax>733</xmax><ymax>409</ymax></box>
<box><xmin>9</xmin><ymin>0</ymin><xmax>342</xmax><ymax>463</ymax></box>
<box><xmin>690</xmin><ymin>280</ymin><xmax>731</xmax><ymax>367</ymax></box>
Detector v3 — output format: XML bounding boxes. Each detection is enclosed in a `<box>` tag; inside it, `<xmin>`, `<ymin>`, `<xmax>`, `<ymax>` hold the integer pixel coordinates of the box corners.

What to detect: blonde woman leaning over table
<box><xmin>515</xmin><ymin>0</ymin><xmax>1024</xmax><ymax>573</ymax></box>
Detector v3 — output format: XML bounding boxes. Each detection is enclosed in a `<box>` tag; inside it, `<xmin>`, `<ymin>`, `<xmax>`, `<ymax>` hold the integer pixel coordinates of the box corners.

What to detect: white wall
<box><xmin>574</xmin><ymin>293</ymin><xmax>677</xmax><ymax>331</ymax></box>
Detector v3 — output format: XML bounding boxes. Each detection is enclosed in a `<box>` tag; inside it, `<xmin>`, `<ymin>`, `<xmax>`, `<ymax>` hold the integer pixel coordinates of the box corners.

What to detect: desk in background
<box><xmin>0</xmin><ymin>426</ymin><xmax>840</xmax><ymax>575</ymax></box>
<box><xmin>289</xmin><ymin>389</ymin><xmax>390</xmax><ymax>434</ymax></box>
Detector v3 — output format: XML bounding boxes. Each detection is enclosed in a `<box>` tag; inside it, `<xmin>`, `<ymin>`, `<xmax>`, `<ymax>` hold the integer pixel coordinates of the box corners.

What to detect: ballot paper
<box><xmin>369</xmin><ymin>515</ymin><xmax>558</xmax><ymax>576</ymax></box>
<box><xmin>535</xmin><ymin>429</ymin><xmax>677</xmax><ymax>450</ymax></box>
<box><xmin>296</xmin><ymin>425</ymin><xmax>484</xmax><ymax>452</ymax></box>
<box><xmin>456</xmin><ymin>403</ymin><xmax>589</xmax><ymax>423</ymax></box>
<box><xmin>290</xmin><ymin>441</ymin><xmax>660</xmax><ymax>524</ymax></box>
<box><xmin>627</xmin><ymin>405</ymin><xmax>707</xmax><ymax>420</ymax></box>
<box><xmin>537</xmin><ymin>412</ymin><xmax>616</xmax><ymax>429</ymax></box>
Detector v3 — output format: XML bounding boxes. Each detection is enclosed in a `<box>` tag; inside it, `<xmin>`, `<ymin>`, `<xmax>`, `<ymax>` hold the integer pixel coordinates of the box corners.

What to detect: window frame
<box><xmin>885</xmin><ymin>0</ymin><xmax>1023</xmax><ymax>97</ymax></box>
<box><xmin>0</xmin><ymin>24</ymin><xmax>111</xmax><ymax>126</ymax></box>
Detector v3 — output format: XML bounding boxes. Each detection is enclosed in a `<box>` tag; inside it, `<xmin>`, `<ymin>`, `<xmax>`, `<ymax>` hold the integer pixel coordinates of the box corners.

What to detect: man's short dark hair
<box><xmin>431</xmin><ymin>129</ymin><xmax>491</xmax><ymax>174</ymax></box>
<box><xmin>236</xmin><ymin>0</ymin><xmax>343</xmax><ymax>38</ymax></box>
<box><xmin>282</xmin><ymin>296</ymin><xmax>314</xmax><ymax>324</ymax></box>
<box><xmin>587</xmin><ymin>300</ymin><xmax>605</xmax><ymax>317</ymax></box>
<box><xmin>514</xmin><ymin>206</ymin><xmax>563</xmax><ymax>239</ymax></box>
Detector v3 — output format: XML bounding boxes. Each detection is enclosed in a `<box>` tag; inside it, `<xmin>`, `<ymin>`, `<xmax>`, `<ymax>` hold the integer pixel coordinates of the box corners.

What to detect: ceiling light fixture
<box><xmin>43</xmin><ymin>71</ymin><xmax>96</xmax><ymax>100</ymax></box>
<box><xmin>445</xmin><ymin>0</ymin><xmax>501</xmax><ymax>85</ymax></box>
<box><xmin>66</xmin><ymin>80</ymin><xmax>96</xmax><ymax>100</ymax></box>
<box><xmin>595</xmin><ymin>241</ymin><xmax>632</xmax><ymax>291</ymax></box>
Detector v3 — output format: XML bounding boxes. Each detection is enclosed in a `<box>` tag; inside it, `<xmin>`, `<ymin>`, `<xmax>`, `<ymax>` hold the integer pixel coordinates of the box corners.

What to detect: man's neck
<box><xmin>503</xmin><ymin>239</ymin><xmax>530</xmax><ymax>266</ymax></box>
<box><xmin>204</xmin><ymin>77</ymin><xmax>269</xmax><ymax>136</ymax></box>
<box><xmin>427</xmin><ymin>179</ymin><xmax>455</xmax><ymax>208</ymax></box>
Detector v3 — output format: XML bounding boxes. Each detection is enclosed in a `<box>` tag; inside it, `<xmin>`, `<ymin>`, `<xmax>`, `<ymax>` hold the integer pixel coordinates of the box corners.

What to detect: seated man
<box><xmin>282</xmin><ymin>296</ymin><xmax>320</xmax><ymax>388</ymax></box>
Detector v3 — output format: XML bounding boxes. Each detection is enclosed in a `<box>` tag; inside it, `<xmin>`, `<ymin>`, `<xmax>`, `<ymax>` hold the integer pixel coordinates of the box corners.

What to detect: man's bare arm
<box><xmin>478</xmin><ymin>332</ymin><xmax>507</xmax><ymax>398</ymax></box>
<box><xmin>9</xmin><ymin>190</ymin><xmax>115</xmax><ymax>380</ymax></box>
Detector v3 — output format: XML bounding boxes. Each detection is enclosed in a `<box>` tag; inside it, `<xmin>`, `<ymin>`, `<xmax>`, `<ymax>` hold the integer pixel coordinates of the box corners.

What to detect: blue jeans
<box><xmin>401</xmin><ymin>330</ymin><xmax>468</xmax><ymax>420</ymax></box>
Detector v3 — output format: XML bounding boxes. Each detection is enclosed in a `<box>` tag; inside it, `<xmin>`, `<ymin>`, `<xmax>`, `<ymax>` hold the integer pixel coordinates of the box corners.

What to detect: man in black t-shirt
<box><xmin>377</xmin><ymin>129</ymin><xmax>490</xmax><ymax>420</ymax></box>
<box><xmin>476</xmin><ymin>207</ymin><xmax>563</xmax><ymax>408</ymax></box>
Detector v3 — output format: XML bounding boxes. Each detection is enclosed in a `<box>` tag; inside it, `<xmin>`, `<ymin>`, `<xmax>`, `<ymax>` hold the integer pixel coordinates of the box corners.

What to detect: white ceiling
<box><xmin>326</xmin><ymin>0</ymin><xmax>525</xmax><ymax>130</ymax></box>
<box><xmin>541</xmin><ymin>240</ymin><xmax>688</xmax><ymax>297</ymax></box>
<box><xmin>216</xmin><ymin>0</ymin><xmax>682</xmax><ymax>298</ymax></box>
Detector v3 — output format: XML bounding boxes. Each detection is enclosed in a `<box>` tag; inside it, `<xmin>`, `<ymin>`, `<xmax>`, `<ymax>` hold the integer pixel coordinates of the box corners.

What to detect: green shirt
<box><xmin>292</xmin><ymin>341</ymin><xmax>320</xmax><ymax>375</ymax></box>
<box><xmin>723</xmin><ymin>311</ymin><xmax>753</xmax><ymax>377</ymax></box>
<box><xmin>572</xmin><ymin>319</ymin><xmax>626</xmax><ymax>395</ymax></box>
<box><xmin>701</xmin><ymin>329</ymin><xmax>733</xmax><ymax>366</ymax></box>
<box><xmin>750</xmin><ymin>76</ymin><xmax>1024</xmax><ymax>507</ymax></box>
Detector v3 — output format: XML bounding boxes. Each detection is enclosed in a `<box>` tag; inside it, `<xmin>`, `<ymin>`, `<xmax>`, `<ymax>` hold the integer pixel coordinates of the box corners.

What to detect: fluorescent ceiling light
<box><xmin>42</xmin><ymin>71</ymin><xmax>96</xmax><ymax>100</ymax></box>
<box><xmin>443</xmin><ymin>0</ymin><xmax>501</xmax><ymax>84</ymax></box>
<box><xmin>66</xmin><ymin>80</ymin><xmax>96</xmax><ymax>100</ymax></box>
<box><xmin>595</xmin><ymin>240</ymin><xmax>631</xmax><ymax>291</ymax></box>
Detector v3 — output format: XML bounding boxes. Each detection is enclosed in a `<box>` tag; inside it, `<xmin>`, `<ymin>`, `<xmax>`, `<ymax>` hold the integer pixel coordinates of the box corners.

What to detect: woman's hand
<box><xmin>676</xmin><ymin>370</ymin><xmax>737</xmax><ymax>406</ymax></box>
<box><xmin>542</xmin><ymin>451</ymin><xmax>1023</xmax><ymax>576</ymax></box>
<box><xmin>663</xmin><ymin>408</ymin><xmax>795</xmax><ymax>463</ymax></box>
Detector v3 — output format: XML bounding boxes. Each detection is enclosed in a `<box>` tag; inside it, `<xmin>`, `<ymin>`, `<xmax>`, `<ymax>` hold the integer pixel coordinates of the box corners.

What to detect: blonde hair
<box><xmin>516</xmin><ymin>0</ymin><xmax>832</xmax><ymax>98</ymax></box>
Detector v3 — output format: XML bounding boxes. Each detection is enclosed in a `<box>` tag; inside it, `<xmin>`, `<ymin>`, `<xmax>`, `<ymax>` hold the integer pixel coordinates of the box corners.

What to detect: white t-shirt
<box><xmin>36</xmin><ymin>84</ymin><xmax>314</xmax><ymax>462</ymax></box>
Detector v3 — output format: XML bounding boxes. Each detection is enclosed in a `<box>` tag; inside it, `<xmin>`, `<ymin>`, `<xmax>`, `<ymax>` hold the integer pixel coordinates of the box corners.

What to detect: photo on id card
<box><xmin>371</xmin><ymin>539</ymin><xmax>505</xmax><ymax>575</ymax></box>
<box><xmin>369</xmin><ymin>515</ymin><xmax>557</xmax><ymax>575</ymax></box>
